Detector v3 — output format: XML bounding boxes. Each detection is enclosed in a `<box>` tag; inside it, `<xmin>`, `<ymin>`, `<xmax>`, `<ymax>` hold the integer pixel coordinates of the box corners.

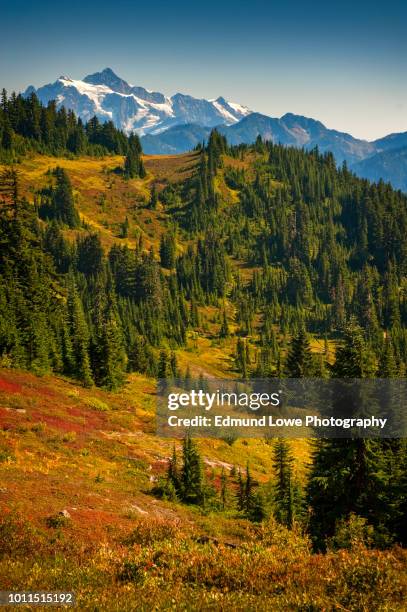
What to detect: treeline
<box><xmin>0</xmin><ymin>88</ymin><xmax>144</xmax><ymax>169</ymax></box>
<box><xmin>181</xmin><ymin>133</ymin><xmax>407</xmax><ymax>374</ymax></box>
<box><xmin>2</xmin><ymin>128</ymin><xmax>407</xmax><ymax>386</ymax></box>
<box><xmin>0</xmin><ymin>166</ymin><xmax>227</xmax><ymax>387</ymax></box>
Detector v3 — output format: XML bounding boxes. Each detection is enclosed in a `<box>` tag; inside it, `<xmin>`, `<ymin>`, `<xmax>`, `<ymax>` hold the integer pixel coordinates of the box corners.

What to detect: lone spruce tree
<box><xmin>272</xmin><ymin>439</ymin><xmax>295</xmax><ymax>528</ymax></box>
<box><xmin>181</xmin><ymin>436</ymin><xmax>203</xmax><ymax>505</ymax></box>
<box><xmin>285</xmin><ymin>328</ymin><xmax>313</xmax><ymax>377</ymax></box>
<box><xmin>52</xmin><ymin>167</ymin><xmax>80</xmax><ymax>228</ymax></box>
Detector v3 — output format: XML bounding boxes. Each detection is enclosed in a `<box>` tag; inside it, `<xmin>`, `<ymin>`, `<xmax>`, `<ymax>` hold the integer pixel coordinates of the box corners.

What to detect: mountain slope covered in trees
<box><xmin>7</xmin><ymin>68</ymin><xmax>405</xmax><ymax>190</ymax></box>
<box><xmin>0</xmin><ymin>97</ymin><xmax>406</xmax><ymax>607</ymax></box>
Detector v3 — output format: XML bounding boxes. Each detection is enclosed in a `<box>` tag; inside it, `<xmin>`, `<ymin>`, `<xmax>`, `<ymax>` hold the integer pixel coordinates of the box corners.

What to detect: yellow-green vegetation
<box><xmin>1</xmin><ymin>368</ymin><xmax>405</xmax><ymax>610</ymax></box>
<box><xmin>1</xmin><ymin>512</ymin><xmax>406</xmax><ymax>611</ymax></box>
<box><xmin>0</xmin><ymin>151</ymin><xmax>199</xmax><ymax>252</ymax></box>
<box><xmin>1</xmin><ymin>135</ymin><xmax>407</xmax><ymax>610</ymax></box>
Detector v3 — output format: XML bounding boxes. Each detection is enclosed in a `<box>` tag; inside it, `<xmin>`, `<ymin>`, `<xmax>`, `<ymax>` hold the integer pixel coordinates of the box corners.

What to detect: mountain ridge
<box><xmin>141</xmin><ymin>112</ymin><xmax>377</xmax><ymax>164</ymax></box>
<box><xmin>25</xmin><ymin>67</ymin><xmax>251</xmax><ymax>136</ymax></box>
<box><xmin>23</xmin><ymin>68</ymin><xmax>407</xmax><ymax>190</ymax></box>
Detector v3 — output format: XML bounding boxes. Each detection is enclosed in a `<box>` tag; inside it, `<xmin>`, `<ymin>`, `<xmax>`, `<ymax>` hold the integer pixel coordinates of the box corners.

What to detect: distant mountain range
<box><xmin>352</xmin><ymin>146</ymin><xmax>407</xmax><ymax>193</ymax></box>
<box><xmin>24</xmin><ymin>68</ymin><xmax>250</xmax><ymax>136</ymax></box>
<box><xmin>24</xmin><ymin>68</ymin><xmax>407</xmax><ymax>191</ymax></box>
<box><xmin>140</xmin><ymin>113</ymin><xmax>375</xmax><ymax>163</ymax></box>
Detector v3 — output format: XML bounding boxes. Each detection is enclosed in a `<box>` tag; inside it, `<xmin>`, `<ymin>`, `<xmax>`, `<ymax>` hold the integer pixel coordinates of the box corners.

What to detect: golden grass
<box><xmin>0</xmin><ymin>152</ymin><xmax>198</xmax><ymax>253</ymax></box>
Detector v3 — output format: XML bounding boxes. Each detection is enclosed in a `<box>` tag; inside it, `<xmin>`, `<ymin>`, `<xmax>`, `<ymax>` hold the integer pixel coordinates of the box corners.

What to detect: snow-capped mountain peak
<box><xmin>25</xmin><ymin>69</ymin><xmax>252</xmax><ymax>136</ymax></box>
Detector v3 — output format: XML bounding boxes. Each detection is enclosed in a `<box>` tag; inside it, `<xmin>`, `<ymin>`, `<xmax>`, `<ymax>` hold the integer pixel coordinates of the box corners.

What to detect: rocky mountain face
<box><xmin>24</xmin><ymin>68</ymin><xmax>407</xmax><ymax>190</ymax></box>
<box><xmin>141</xmin><ymin>112</ymin><xmax>376</xmax><ymax>164</ymax></box>
<box><xmin>352</xmin><ymin>146</ymin><xmax>407</xmax><ymax>192</ymax></box>
<box><xmin>25</xmin><ymin>68</ymin><xmax>251</xmax><ymax>136</ymax></box>
<box><xmin>140</xmin><ymin>114</ymin><xmax>407</xmax><ymax>190</ymax></box>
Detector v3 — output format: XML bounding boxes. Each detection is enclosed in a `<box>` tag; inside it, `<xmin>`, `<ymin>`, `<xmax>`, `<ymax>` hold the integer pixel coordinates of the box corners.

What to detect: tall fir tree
<box><xmin>67</xmin><ymin>278</ymin><xmax>93</xmax><ymax>387</ymax></box>
<box><xmin>285</xmin><ymin>328</ymin><xmax>313</xmax><ymax>377</ymax></box>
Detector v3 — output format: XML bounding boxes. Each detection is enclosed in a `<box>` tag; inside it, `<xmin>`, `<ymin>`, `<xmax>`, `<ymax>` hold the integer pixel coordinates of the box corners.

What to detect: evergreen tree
<box><xmin>67</xmin><ymin>279</ymin><xmax>93</xmax><ymax>387</ymax></box>
<box><xmin>90</xmin><ymin>275</ymin><xmax>127</xmax><ymax>390</ymax></box>
<box><xmin>159</xmin><ymin>231</ymin><xmax>176</xmax><ymax>268</ymax></box>
<box><xmin>148</xmin><ymin>184</ymin><xmax>158</xmax><ymax>209</ymax></box>
<box><xmin>235</xmin><ymin>337</ymin><xmax>248</xmax><ymax>378</ymax></box>
<box><xmin>285</xmin><ymin>328</ymin><xmax>313</xmax><ymax>377</ymax></box>
<box><xmin>124</xmin><ymin>133</ymin><xmax>145</xmax><ymax>179</ymax></box>
<box><xmin>272</xmin><ymin>439</ymin><xmax>296</xmax><ymax>528</ymax></box>
<box><xmin>219</xmin><ymin>309</ymin><xmax>230</xmax><ymax>338</ymax></box>
<box><xmin>377</xmin><ymin>335</ymin><xmax>398</xmax><ymax>377</ymax></box>
<box><xmin>77</xmin><ymin>233</ymin><xmax>104</xmax><ymax>276</ymax></box>
<box><xmin>181</xmin><ymin>436</ymin><xmax>203</xmax><ymax>504</ymax></box>
<box><xmin>158</xmin><ymin>350</ymin><xmax>170</xmax><ymax>379</ymax></box>
<box><xmin>184</xmin><ymin>365</ymin><xmax>192</xmax><ymax>390</ymax></box>
<box><xmin>308</xmin><ymin>323</ymin><xmax>400</xmax><ymax>549</ymax></box>
<box><xmin>120</xmin><ymin>216</ymin><xmax>130</xmax><ymax>238</ymax></box>
<box><xmin>167</xmin><ymin>445</ymin><xmax>180</xmax><ymax>494</ymax></box>
<box><xmin>44</xmin><ymin>167</ymin><xmax>80</xmax><ymax>228</ymax></box>
<box><xmin>237</xmin><ymin>468</ymin><xmax>245</xmax><ymax>511</ymax></box>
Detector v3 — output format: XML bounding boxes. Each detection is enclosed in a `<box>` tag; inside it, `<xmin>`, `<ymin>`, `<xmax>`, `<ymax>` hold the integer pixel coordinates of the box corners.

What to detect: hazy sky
<box><xmin>0</xmin><ymin>0</ymin><xmax>406</xmax><ymax>140</ymax></box>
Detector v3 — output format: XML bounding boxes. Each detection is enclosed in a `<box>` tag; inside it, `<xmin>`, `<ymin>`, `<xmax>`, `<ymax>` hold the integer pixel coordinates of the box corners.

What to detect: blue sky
<box><xmin>0</xmin><ymin>0</ymin><xmax>406</xmax><ymax>140</ymax></box>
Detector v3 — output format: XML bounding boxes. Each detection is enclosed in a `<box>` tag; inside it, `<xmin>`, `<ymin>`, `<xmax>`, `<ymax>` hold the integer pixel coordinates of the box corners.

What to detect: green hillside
<box><xmin>0</xmin><ymin>93</ymin><xmax>406</xmax><ymax>609</ymax></box>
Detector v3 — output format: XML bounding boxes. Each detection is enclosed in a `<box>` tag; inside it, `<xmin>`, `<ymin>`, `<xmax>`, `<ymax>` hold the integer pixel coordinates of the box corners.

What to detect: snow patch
<box><xmin>35</xmin><ymin>73</ymin><xmax>253</xmax><ymax>135</ymax></box>
<box><xmin>226</xmin><ymin>100</ymin><xmax>251</xmax><ymax>116</ymax></box>
<box><xmin>212</xmin><ymin>100</ymin><xmax>240</xmax><ymax>124</ymax></box>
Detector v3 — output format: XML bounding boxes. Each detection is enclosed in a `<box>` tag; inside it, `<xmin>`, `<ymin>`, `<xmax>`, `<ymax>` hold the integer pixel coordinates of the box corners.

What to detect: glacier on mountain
<box><xmin>26</xmin><ymin>68</ymin><xmax>251</xmax><ymax>136</ymax></box>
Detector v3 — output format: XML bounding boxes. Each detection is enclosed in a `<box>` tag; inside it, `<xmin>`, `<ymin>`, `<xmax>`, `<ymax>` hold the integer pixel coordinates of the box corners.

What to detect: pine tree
<box><xmin>120</xmin><ymin>216</ymin><xmax>130</xmax><ymax>238</ymax></box>
<box><xmin>377</xmin><ymin>335</ymin><xmax>398</xmax><ymax>377</ymax></box>
<box><xmin>307</xmin><ymin>323</ymin><xmax>396</xmax><ymax>550</ymax></box>
<box><xmin>247</xmin><ymin>490</ymin><xmax>267</xmax><ymax>522</ymax></box>
<box><xmin>170</xmin><ymin>351</ymin><xmax>179</xmax><ymax>378</ymax></box>
<box><xmin>184</xmin><ymin>365</ymin><xmax>192</xmax><ymax>390</ymax></box>
<box><xmin>219</xmin><ymin>309</ymin><xmax>230</xmax><ymax>338</ymax></box>
<box><xmin>181</xmin><ymin>436</ymin><xmax>203</xmax><ymax>505</ymax></box>
<box><xmin>67</xmin><ymin>279</ymin><xmax>93</xmax><ymax>387</ymax></box>
<box><xmin>158</xmin><ymin>350</ymin><xmax>170</xmax><ymax>379</ymax></box>
<box><xmin>128</xmin><ymin>335</ymin><xmax>148</xmax><ymax>374</ymax></box>
<box><xmin>189</xmin><ymin>299</ymin><xmax>200</xmax><ymax>327</ymax></box>
<box><xmin>160</xmin><ymin>231</ymin><xmax>176</xmax><ymax>268</ymax></box>
<box><xmin>90</xmin><ymin>275</ymin><xmax>127</xmax><ymax>390</ymax></box>
<box><xmin>167</xmin><ymin>445</ymin><xmax>180</xmax><ymax>494</ymax></box>
<box><xmin>330</xmin><ymin>319</ymin><xmax>372</xmax><ymax>378</ymax></box>
<box><xmin>148</xmin><ymin>184</ymin><xmax>158</xmax><ymax>210</ymax></box>
<box><xmin>51</xmin><ymin>167</ymin><xmax>80</xmax><ymax>228</ymax></box>
<box><xmin>285</xmin><ymin>328</ymin><xmax>313</xmax><ymax>377</ymax></box>
<box><xmin>236</xmin><ymin>463</ymin><xmax>267</xmax><ymax>522</ymax></box>
<box><xmin>236</xmin><ymin>337</ymin><xmax>248</xmax><ymax>378</ymax></box>
<box><xmin>124</xmin><ymin>133</ymin><xmax>145</xmax><ymax>179</ymax></box>
<box><xmin>244</xmin><ymin>463</ymin><xmax>254</xmax><ymax>513</ymax></box>
<box><xmin>272</xmin><ymin>439</ymin><xmax>295</xmax><ymax>528</ymax></box>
